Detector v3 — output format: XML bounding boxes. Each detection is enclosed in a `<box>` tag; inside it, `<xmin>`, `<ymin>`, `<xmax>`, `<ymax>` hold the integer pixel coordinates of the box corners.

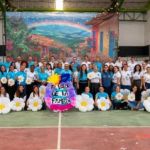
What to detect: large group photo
<box><xmin>0</xmin><ymin>0</ymin><xmax>150</xmax><ymax>150</ymax></box>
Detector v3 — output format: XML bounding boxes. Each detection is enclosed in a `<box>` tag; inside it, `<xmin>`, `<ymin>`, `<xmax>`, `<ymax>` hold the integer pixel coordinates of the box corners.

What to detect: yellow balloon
<box><xmin>47</xmin><ymin>74</ymin><xmax>60</xmax><ymax>85</ymax></box>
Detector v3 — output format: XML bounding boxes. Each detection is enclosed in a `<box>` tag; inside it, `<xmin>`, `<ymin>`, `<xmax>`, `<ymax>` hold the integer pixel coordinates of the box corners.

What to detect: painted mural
<box><xmin>6</xmin><ymin>12</ymin><xmax>118</xmax><ymax>60</ymax></box>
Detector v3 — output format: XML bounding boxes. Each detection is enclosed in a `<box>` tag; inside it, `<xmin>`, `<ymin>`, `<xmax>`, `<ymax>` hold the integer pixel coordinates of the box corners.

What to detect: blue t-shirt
<box><xmin>38</xmin><ymin>72</ymin><xmax>49</xmax><ymax>82</ymax></box>
<box><xmin>7</xmin><ymin>71</ymin><xmax>16</xmax><ymax>79</ymax></box>
<box><xmin>54</xmin><ymin>68</ymin><xmax>63</xmax><ymax>75</ymax></box>
<box><xmin>3</xmin><ymin>62</ymin><xmax>11</xmax><ymax>71</ymax></box>
<box><xmin>28</xmin><ymin>61</ymin><xmax>34</xmax><ymax>68</ymax></box>
<box><xmin>0</xmin><ymin>72</ymin><xmax>7</xmax><ymax>79</ymax></box>
<box><xmin>72</xmin><ymin>62</ymin><xmax>80</xmax><ymax>72</ymax></box>
<box><xmin>82</xmin><ymin>92</ymin><xmax>93</xmax><ymax>98</ymax></box>
<box><xmin>61</xmin><ymin>69</ymin><xmax>72</xmax><ymax>81</ymax></box>
<box><xmin>16</xmin><ymin>71</ymin><xmax>27</xmax><ymax>85</ymax></box>
<box><xmin>94</xmin><ymin>62</ymin><xmax>102</xmax><ymax>72</ymax></box>
<box><xmin>96</xmin><ymin>92</ymin><xmax>109</xmax><ymax>99</ymax></box>
<box><xmin>111</xmin><ymin>91</ymin><xmax>117</xmax><ymax>100</ymax></box>
<box><xmin>78</xmin><ymin>72</ymin><xmax>87</xmax><ymax>81</ymax></box>
<box><xmin>102</xmin><ymin>71</ymin><xmax>113</xmax><ymax>87</ymax></box>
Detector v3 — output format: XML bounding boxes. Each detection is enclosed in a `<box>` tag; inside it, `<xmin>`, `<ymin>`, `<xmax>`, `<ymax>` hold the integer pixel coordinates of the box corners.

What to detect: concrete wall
<box><xmin>119</xmin><ymin>21</ymin><xmax>145</xmax><ymax>46</ymax></box>
<box><xmin>145</xmin><ymin>11</ymin><xmax>150</xmax><ymax>45</ymax></box>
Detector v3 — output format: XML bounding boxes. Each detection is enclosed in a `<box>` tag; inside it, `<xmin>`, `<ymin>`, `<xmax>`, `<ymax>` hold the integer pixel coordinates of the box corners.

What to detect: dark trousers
<box><xmin>90</xmin><ymin>83</ymin><xmax>100</xmax><ymax>99</ymax></box>
<box><xmin>78</xmin><ymin>80</ymin><xmax>88</xmax><ymax>94</ymax></box>
<box><xmin>7</xmin><ymin>84</ymin><xmax>16</xmax><ymax>101</ymax></box>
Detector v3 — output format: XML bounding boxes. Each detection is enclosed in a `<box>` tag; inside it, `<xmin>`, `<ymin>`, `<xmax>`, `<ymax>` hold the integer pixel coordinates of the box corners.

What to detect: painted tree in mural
<box><xmin>6</xmin><ymin>17</ymin><xmax>30</xmax><ymax>57</ymax></box>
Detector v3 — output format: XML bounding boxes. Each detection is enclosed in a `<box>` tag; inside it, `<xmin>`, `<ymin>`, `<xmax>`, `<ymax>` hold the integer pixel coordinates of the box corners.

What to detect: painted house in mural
<box><xmin>86</xmin><ymin>13</ymin><xmax>118</xmax><ymax>58</ymax></box>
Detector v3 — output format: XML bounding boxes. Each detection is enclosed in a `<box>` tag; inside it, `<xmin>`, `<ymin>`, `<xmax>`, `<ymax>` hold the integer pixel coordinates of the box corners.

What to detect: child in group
<box><xmin>14</xmin><ymin>85</ymin><xmax>26</xmax><ymax>100</ymax></box>
<box><xmin>128</xmin><ymin>85</ymin><xmax>144</xmax><ymax>110</ymax></box>
<box><xmin>111</xmin><ymin>85</ymin><xmax>127</xmax><ymax>110</ymax></box>
<box><xmin>95</xmin><ymin>86</ymin><xmax>111</xmax><ymax>108</ymax></box>
<box><xmin>27</xmin><ymin>85</ymin><xmax>43</xmax><ymax>110</ymax></box>
<box><xmin>82</xmin><ymin>86</ymin><xmax>93</xmax><ymax>99</ymax></box>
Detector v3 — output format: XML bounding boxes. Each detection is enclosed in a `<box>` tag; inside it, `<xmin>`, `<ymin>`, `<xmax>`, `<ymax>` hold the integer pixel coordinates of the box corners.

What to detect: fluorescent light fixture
<box><xmin>55</xmin><ymin>0</ymin><xmax>64</xmax><ymax>10</ymax></box>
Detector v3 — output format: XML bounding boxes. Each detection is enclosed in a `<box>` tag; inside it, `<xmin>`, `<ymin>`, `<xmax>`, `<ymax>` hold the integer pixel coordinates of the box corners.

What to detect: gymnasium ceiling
<box><xmin>0</xmin><ymin>0</ymin><xmax>150</xmax><ymax>12</ymax></box>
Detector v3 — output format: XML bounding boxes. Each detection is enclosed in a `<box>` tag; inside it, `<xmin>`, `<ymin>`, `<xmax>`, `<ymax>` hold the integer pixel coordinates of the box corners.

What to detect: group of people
<box><xmin>0</xmin><ymin>55</ymin><xmax>150</xmax><ymax>111</ymax></box>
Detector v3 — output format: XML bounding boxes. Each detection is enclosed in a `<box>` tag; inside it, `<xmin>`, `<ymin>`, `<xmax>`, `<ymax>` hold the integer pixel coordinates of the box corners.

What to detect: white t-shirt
<box><xmin>115</xmin><ymin>61</ymin><xmax>122</xmax><ymax>68</ymax></box>
<box><xmin>15</xmin><ymin>62</ymin><xmax>21</xmax><ymax>71</ymax></box>
<box><xmin>144</xmin><ymin>73</ymin><xmax>150</xmax><ymax>84</ymax></box>
<box><xmin>132</xmin><ymin>71</ymin><xmax>143</xmax><ymax>80</ymax></box>
<box><xmin>112</xmin><ymin>71</ymin><xmax>121</xmax><ymax>84</ymax></box>
<box><xmin>121</xmin><ymin>70</ymin><xmax>132</xmax><ymax>86</ymax></box>
<box><xmin>27</xmin><ymin>71</ymin><xmax>37</xmax><ymax>80</ymax></box>
<box><xmin>90</xmin><ymin>72</ymin><xmax>101</xmax><ymax>83</ymax></box>
<box><xmin>45</xmin><ymin>70</ymin><xmax>54</xmax><ymax>76</ymax></box>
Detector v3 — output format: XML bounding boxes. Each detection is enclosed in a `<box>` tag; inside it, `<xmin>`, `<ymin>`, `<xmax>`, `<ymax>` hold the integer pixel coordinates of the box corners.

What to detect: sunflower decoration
<box><xmin>87</xmin><ymin>72</ymin><xmax>96</xmax><ymax>80</ymax></box>
<box><xmin>128</xmin><ymin>92</ymin><xmax>135</xmax><ymax>102</ymax></box>
<box><xmin>0</xmin><ymin>98</ymin><xmax>11</xmax><ymax>114</ymax></box>
<box><xmin>18</xmin><ymin>76</ymin><xmax>24</xmax><ymax>84</ymax></box>
<box><xmin>8</xmin><ymin>79</ymin><xmax>15</xmax><ymax>86</ymax></box>
<box><xmin>26</xmin><ymin>77</ymin><xmax>33</xmax><ymax>85</ymax></box>
<box><xmin>97</xmin><ymin>97</ymin><xmax>110</xmax><ymax>111</ymax></box>
<box><xmin>1</xmin><ymin>77</ymin><xmax>7</xmax><ymax>84</ymax></box>
<box><xmin>47</xmin><ymin>74</ymin><xmax>60</xmax><ymax>86</ymax></box>
<box><xmin>28</xmin><ymin>98</ymin><xmax>42</xmax><ymax>111</ymax></box>
<box><xmin>76</xmin><ymin>94</ymin><xmax>94</xmax><ymax>112</ymax></box>
<box><xmin>115</xmin><ymin>93</ymin><xmax>124</xmax><ymax>101</ymax></box>
<box><xmin>39</xmin><ymin>85</ymin><xmax>46</xmax><ymax>98</ymax></box>
<box><xmin>11</xmin><ymin>97</ymin><xmax>25</xmax><ymax>111</ymax></box>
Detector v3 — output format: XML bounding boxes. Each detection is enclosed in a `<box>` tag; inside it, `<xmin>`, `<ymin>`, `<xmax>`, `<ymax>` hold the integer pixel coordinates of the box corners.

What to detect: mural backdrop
<box><xmin>6</xmin><ymin>12</ymin><xmax>118</xmax><ymax>60</ymax></box>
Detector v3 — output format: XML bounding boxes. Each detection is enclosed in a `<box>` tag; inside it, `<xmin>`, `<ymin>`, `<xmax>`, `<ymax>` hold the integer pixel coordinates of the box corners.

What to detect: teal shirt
<box><xmin>82</xmin><ymin>92</ymin><xmax>93</xmax><ymax>98</ymax></box>
<box><xmin>7</xmin><ymin>71</ymin><xmax>16</xmax><ymax>79</ymax></box>
<box><xmin>96</xmin><ymin>92</ymin><xmax>109</xmax><ymax>99</ymax></box>
<box><xmin>38</xmin><ymin>72</ymin><xmax>48</xmax><ymax>82</ymax></box>
<box><xmin>54</xmin><ymin>68</ymin><xmax>63</xmax><ymax>75</ymax></box>
<box><xmin>28</xmin><ymin>61</ymin><xmax>34</xmax><ymax>68</ymax></box>
<box><xmin>0</xmin><ymin>72</ymin><xmax>7</xmax><ymax>79</ymax></box>
<box><xmin>111</xmin><ymin>92</ymin><xmax>117</xmax><ymax>100</ymax></box>
<box><xmin>94</xmin><ymin>62</ymin><xmax>102</xmax><ymax>72</ymax></box>
<box><xmin>78</xmin><ymin>72</ymin><xmax>87</xmax><ymax>81</ymax></box>
<box><xmin>16</xmin><ymin>71</ymin><xmax>27</xmax><ymax>85</ymax></box>
<box><xmin>4</xmin><ymin>62</ymin><xmax>11</xmax><ymax>71</ymax></box>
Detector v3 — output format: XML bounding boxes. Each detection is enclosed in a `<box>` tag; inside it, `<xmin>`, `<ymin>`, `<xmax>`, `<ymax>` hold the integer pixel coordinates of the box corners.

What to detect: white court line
<box><xmin>57</xmin><ymin>112</ymin><xmax>62</xmax><ymax>150</ymax></box>
<box><xmin>0</xmin><ymin>126</ymin><xmax>150</xmax><ymax>129</ymax></box>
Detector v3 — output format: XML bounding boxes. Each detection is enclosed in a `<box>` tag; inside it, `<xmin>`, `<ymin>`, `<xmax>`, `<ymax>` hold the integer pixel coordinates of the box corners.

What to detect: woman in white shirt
<box><xmin>112</xmin><ymin>66</ymin><xmax>121</xmax><ymax>91</ymax></box>
<box><xmin>45</xmin><ymin>63</ymin><xmax>54</xmax><ymax>77</ymax></box>
<box><xmin>26</xmin><ymin>65</ymin><xmax>37</xmax><ymax>100</ymax></box>
<box><xmin>88</xmin><ymin>65</ymin><xmax>102</xmax><ymax>99</ymax></box>
<box><xmin>132</xmin><ymin>64</ymin><xmax>143</xmax><ymax>91</ymax></box>
<box><xmin>0</xmin><ymin>86</ymin><xmax>10</xmax><ymax>99</ymax></box>
<box><xmin>121</xmin><ymin>64</ymin><xmax>132</xmax><ymax>90</ymax></box>
<box><xmin>143</xmin><ymin>65</ymin><xmax>150</xmax><ymax>89</ymax></box>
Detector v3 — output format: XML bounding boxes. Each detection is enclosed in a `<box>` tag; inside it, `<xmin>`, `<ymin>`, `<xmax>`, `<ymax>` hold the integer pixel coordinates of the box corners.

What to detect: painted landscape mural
<box><xmin>6</xmin><ymin>12</ymin><xmax>118</xmax><ymax>60</ymax></box>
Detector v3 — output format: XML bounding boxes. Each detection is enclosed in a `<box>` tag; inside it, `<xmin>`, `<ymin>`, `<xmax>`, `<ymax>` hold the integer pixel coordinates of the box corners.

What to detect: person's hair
<box><xmin>15</xmin><ymin>85</ymin><xmax>25</xmax><ymax>98</ymax></box>
<box><xmin>134</xmin><ymin>64</ymin><xmax>142</xmax><ymax>73</ymax></box>
<box><xmin>0</xmin><ymin>86</ymin><xmax>7</xmax><ymax>97</ymax></box>
<box><xmin>33</xmin><ymin>85</ymin><xmax>39</xmax><ymax>97</ymax></box>
<box><xmin>21</xmin><ymin>60</ymin><xmax>28</xmax><ymax>68</ymax></box>
<box><xmin>102</xmin><ymin>64</ymin><xmax>109</xmax><ymax>72</ymax></box>
<box><xmin>0</xmin><ymin>65</ymin><xmax>6</xmax><ymax>75</ymax></box>
<box><xmin>46</xmin><ymin>63</ymin><xmax>52</xmax><ymax>70</ymax></box>
<box><xmin>80</xmin><ymin>64</ymin><xmax>87</xmax><ymax>78</ymax></box>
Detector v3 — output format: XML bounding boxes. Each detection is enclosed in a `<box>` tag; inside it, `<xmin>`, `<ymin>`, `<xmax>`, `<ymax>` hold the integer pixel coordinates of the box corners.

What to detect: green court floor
<box><xmin>0</xmin><ymin>109</ymin><xmax>150</xmax><ymax>127</ymax></box>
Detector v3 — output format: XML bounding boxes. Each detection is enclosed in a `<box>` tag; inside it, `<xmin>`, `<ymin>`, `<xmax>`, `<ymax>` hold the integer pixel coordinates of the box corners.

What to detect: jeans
<box><xmin>128</xmin><ymin>101</ymin><xmax>144</xmax><ymax>110</ymax></box>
